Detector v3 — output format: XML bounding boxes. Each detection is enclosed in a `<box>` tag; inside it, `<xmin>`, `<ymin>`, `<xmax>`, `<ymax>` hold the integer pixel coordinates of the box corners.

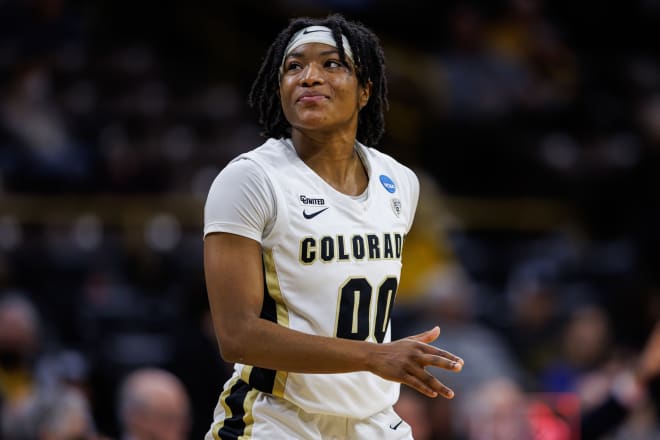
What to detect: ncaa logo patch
<box><xmin>379</xmin><ymin>175</ymin><xmax>396</xmax><ymax>193</ymax></box>
<box><xmin>391</xmin><ymin>198</ymin><xmax>402</xmax><ymax>217</ymax></box>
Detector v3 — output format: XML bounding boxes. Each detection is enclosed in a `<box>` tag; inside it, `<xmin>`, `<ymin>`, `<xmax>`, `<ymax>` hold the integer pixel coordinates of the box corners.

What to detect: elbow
<box><xmin>216</xmin><ymin>329</ymin><xmax>249</xmax><ymax>364</ymax></box>
<box><xmin>217</xmin><ymin>340</ymin><xmax>242</xmax><ymax>363</ymax></box>
<box><xmin>211</xmin><ymin>311</ymin><xmax>262</xmax><ymax>363</ymax></box>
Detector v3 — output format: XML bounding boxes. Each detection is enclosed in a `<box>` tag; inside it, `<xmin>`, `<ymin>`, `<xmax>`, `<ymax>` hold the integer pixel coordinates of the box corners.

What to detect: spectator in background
<box><xmin>2</xmin><ymin>386</ymin><xmax>100</xmax><ymax>440</ymax></box>
<box><xmin>435</xmin><ymin>2</ymin><xmax>529</xmax><ymax>121</ymax></box>
<box><xmin>541</xmin><ymin>303</ymin><xmax>613</xmax><ymax>395</ymax></box>
<box><xmin>459</xmin><ymin>377</ymin><xmax>534</xmax><ymax>440</ymax></box>
<box><xmin>0</xmin><ymin>293</ymin><xmax>42</xmax><ymax>411</ymax></box>
<box><xmin>458</xmin><ymin>376</ymin><xmax>576</xmax><ymax>439</ymax></box>
<box><xmin>0</xmin><ymin>292</ymin><xmax>104</xmax><ymax>439</ymax></box>
<box><xmin>1</xmin><ymin>60</ymin><xmax>91</xmax><ymax>192</ymax></box>
<box><xmin>117</xmin><ymin>367</ymin><xmax>191</xmax><ymax>440</ymax></box>
<box><xmin>484</xmin><ymin>0</ymin><xmax>578</xmax><ymax>111</ymax></box>
<box><xmin>580</xmin><ymin>320</ymin><xmax>660</xmax><ymax>439</ymax></box>
<box><xmin>505</xmin><ymin>260</ymin><xmax>565</xmax><ymax>380</ymax></box>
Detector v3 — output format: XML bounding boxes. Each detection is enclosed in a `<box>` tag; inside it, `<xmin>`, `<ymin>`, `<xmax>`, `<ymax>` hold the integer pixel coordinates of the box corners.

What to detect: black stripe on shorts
<box><xmin>216</xmin><ymin>379</ymin><xmax>252</xmax><ymax>439</ymax></box>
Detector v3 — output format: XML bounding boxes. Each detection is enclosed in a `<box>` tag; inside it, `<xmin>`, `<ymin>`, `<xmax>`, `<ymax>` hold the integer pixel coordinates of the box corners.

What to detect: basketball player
<box><xmin>203</xmin><ymin>13</ymin><xmax>463</xmax><ymax>439</ymax></box>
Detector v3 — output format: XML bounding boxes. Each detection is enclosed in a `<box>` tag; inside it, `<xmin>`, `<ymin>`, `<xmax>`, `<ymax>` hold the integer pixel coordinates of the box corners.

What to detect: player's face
<box><xmin>279</xmin><ymin>42</ymin><xmax>369</xmax><ymax>136</ymax></box>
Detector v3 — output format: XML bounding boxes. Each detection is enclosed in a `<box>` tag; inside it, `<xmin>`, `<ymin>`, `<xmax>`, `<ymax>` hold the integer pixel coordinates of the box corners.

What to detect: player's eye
<box><xmin>285</xmin><ymin>61</ymin><xmax>302</xmax><ymax>71</ymax></box>
<box><xmin>325</xmin><ymin>59</ymin><xmax>345</xmax><ymax>69</ymax></box>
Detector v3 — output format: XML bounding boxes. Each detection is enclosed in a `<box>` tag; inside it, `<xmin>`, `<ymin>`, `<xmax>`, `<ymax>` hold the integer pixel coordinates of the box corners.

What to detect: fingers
<box><xmin>392</xmin><ymin>326</ymin><xmax>464</xmax><ymax>399</ymax></box>
<box><xmin>421</xmin><ymin>352</ymin><xmax>463</xmax><ymax>372</ymax></box>
<box><xmin>405</xmin><ymin>372</ymin><xmax>455</xmax><ymax>399</ymax></box>
<box><xmin>431</xmin><ymin>348</ymin><xmax>464</xmax><ymax>369</ymax></box>
<box><xmin>412</xmin><ymin>343</ymin><xmax>463</xmax><ymax>370</ymax></box>
<box><xmin>406</xmin><ymin>326</ymin><xmax>440</xmax><ymax>344</ymax></box>
<box><xmin>404</xmin><ymin>328</ymin><xmax>465</xmax><ymax>370</ymax></box>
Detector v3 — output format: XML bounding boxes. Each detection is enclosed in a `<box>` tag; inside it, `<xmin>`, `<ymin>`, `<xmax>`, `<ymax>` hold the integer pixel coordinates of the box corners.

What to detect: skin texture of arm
<box><xmin>204</xmin><ymin>231</ymin><xmax>463</xmax><ymax>399</ymax></box>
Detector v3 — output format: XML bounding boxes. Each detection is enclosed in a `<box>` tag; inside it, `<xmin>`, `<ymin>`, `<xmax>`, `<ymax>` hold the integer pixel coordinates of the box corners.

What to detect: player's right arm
<box><xmin>204</xmin><ymin>231</ymin><xmax>462</xmax><ymax>398</ymax></box>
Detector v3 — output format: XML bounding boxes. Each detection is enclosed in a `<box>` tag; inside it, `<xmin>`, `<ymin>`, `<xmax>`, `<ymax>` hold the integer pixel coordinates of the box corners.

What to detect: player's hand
<box><xmin>367</xmin><ymin>326</ymin><xmax>463</xmax><ymax>399</ymax></box>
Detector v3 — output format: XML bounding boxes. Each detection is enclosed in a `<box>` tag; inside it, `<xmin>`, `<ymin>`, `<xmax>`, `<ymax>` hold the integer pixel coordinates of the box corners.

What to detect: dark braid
<box><xmin>248</xmin><ymin>13</ymin><xmax>389</xmax><ymax>147</ymax></box>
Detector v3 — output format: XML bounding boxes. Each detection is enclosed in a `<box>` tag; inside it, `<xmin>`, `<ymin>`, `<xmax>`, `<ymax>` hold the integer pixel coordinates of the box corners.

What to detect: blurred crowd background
<box><xmin>1</xmin><ymin>0</ymin><xmax>660</xmax><ymax>439</ymax></box>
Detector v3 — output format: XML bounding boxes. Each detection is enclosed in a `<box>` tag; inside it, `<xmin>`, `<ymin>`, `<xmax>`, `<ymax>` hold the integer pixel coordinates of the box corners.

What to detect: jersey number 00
<box><xmin>335</xmin><ymin>276</ymin><xmax>397</xmax><ymax>343</ymax></box>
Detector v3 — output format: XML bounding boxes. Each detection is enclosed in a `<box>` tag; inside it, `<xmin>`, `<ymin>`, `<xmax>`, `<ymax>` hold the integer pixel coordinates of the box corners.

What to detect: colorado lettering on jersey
<box><xmin>299</xmin><ymin>233</ymin><xmax>404</xmax><ymax>264</ymax></box>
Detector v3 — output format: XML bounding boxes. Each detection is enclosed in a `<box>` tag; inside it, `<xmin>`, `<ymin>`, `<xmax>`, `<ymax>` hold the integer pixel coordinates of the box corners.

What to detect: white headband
<box><xmin>281</xmin><ymin>26</ymin><xmax>354</xmax><ymax>73</ymax></box>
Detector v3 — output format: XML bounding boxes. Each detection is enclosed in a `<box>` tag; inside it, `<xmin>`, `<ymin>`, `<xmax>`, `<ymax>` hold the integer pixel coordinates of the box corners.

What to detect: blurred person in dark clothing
<box><xmin>540</xmin><ymin>303</ymin><xmax>613</xmax><ymax>395</ymax></box>
<box><xmin>2</xmin><ymin>386</ymin><xmax>102</xmax><ymax>440</ymax></box>
<box><xmin>0</xmin><ymin>291</ymin><xmax>106</xmax><ymax>439</ymax></box>
<box><xmin>580</xmin><ymin>320</ymin><xmax>660</xmax><ymax>440</ymax></box>
<box><xmin>0</xmin><ymin>292</ymin><xmax>42</xmax><ymax>411</ymax></box>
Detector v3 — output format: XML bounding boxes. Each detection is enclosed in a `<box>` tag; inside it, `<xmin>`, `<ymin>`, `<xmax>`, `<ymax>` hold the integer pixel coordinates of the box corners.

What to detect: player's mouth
<box><xmin>297</xmin><ymin>91</ymin><xmax>328</xmax><ymax>103</ymax></box>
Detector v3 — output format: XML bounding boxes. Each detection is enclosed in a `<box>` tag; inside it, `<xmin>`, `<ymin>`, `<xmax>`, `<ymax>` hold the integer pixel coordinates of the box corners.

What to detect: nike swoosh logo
<box><xmin>302</xmin><ymin>207</ymin><xmax>329</xmax><ymax>219</ymax></box>
<box><xmin>302</xmin><ymin>29</ymin><xmax>326</xmax><ymax>35</ymax></box>
<box><xmin>389</xmin><ymin>420</ymin><xmax>403</xmax><ymax>430</ymax></box>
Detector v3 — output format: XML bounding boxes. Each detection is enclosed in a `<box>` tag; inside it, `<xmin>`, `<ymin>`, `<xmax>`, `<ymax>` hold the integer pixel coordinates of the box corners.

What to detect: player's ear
<box><xmin>359</xmin><ymin>80</ymin><xmax>371</xmax><ymax>110</ymax></box>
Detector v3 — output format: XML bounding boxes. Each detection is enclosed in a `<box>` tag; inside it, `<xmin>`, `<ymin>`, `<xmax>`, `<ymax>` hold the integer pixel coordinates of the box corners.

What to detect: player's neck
<box><xmin>291</xmin><ymin>132</ymin><xmax>368</xmax><ymax>196</ymax></box>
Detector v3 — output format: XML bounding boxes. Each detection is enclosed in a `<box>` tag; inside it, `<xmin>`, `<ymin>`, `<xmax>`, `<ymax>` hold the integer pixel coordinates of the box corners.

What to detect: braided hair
<box><xmin>248</xmin><ymin>13</ymin><xmax>389</xmax><ymax>147</ymax></box>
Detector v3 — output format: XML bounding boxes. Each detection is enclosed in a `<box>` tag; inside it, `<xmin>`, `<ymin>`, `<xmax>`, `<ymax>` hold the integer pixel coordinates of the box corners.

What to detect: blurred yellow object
<box><xmin>398</xmin><ymin>171</ymin><xmax>458</xmax><ymax>304</ymax></box>
<box><xmin>0</xmin><ymin>367</ymin><xmax>33</xmax><ymax>406</ymax></box>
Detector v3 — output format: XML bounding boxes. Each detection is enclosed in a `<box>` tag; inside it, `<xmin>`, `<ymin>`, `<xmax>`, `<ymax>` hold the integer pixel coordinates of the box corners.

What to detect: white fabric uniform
<box><xmin>204</xmin><ymin>137</ymin><xmax>419</xmax><ymax>439</ymax></box>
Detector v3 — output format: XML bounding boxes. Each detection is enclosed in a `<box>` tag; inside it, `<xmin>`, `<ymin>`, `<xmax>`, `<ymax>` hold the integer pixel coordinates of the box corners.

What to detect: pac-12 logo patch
<box><xmin>379</xmin><ymin>175</ymin><xmax>396</xmax><ymax>193</ymax></box>
<box><xmin>391</xmin><ymin>198</ymin><xmax>402</xmax><ymax>217</ymax></box>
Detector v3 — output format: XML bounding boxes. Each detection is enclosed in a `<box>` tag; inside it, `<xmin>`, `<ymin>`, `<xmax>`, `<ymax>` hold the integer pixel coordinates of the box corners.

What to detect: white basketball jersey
<box><xmin>204</xmin><ymin>137</ymin><xmax>419</xmax><ymax>419</ymax></box>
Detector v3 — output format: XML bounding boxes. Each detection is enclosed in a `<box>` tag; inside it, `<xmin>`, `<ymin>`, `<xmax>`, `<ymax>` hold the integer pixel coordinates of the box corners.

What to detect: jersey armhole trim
<box><xmin>204</xmin><ymin>222</ymin><xmax>263</xmax><ymax>243</ymax></box>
